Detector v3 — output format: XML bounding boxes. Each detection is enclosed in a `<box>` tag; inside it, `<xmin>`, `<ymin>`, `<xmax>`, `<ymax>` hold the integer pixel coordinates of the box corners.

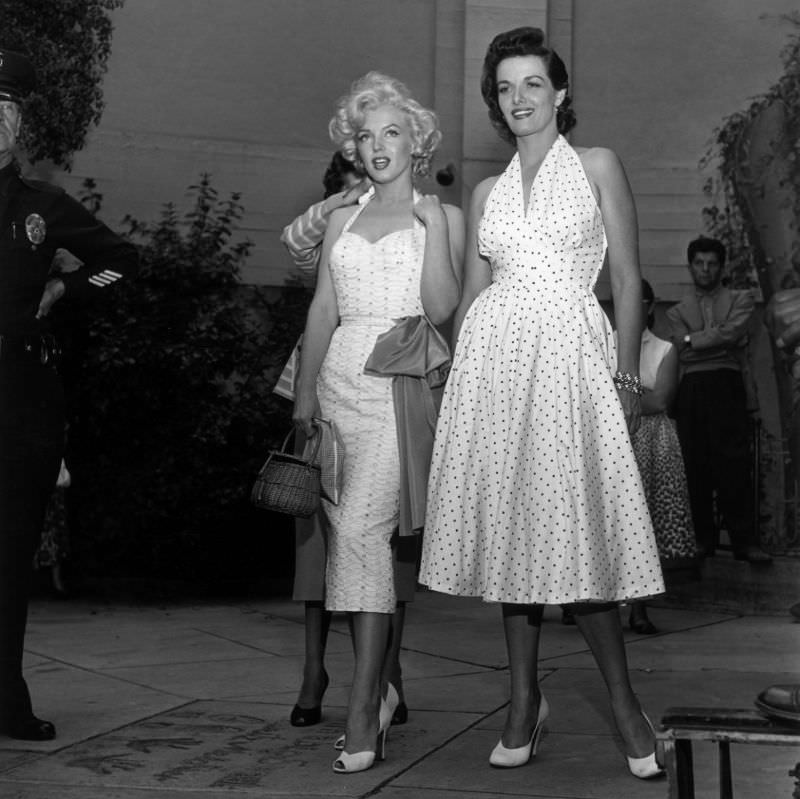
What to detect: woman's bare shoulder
<box><xmin>329</xmin><ymin>204</ymin><xmax>357</xmax><ymax>224</ymax></box>
<box><xmin>475</xmin><ymin>174</ymin><xmax>501</xmax><ymax>195</ymax></box>
<box><xmin>470</xmin><ymin>174</ymin><xmax>501</xmax><ymax>211</ymax></box>
<box><xmin>321</xmin><ymin>205</ymin><xmax>356</xmax><ymax>246</ymax></box>
<box><xmin>574</xmin><ymin>145</ymin><xmax>623</xmax><ymax>179</ymax></box>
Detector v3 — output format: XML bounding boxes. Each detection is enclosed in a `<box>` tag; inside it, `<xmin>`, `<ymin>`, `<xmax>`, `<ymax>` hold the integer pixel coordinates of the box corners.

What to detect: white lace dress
<box><xmin>419</xmin><ymin>136</ymin><xmax>665</xmax><ymax>605</ymax></box>
<box><xmin>318</xmin><ymin>194</ymin><xmax>425</xmax><ymax>613</ymax></box>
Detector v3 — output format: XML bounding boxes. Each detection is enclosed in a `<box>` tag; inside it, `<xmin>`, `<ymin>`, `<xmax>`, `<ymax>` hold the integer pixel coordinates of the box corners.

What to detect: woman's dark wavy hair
<box><xmin>687</xmin><ymin>236</ymin><xmax>726</xmax><ymax>268</ymax></box>
<box><xmin>480</xmin><ymin>26</ymin><xmax>576</xmax><ymax>143</ymax></box>
<box><xmin>322</xmin><ymin>151</ymin><xmax>364</xmax><ymax>198</ymax></box>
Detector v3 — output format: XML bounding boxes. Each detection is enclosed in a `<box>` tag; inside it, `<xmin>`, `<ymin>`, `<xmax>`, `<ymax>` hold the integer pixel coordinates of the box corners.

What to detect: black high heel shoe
<box><xmin>391</xmin><ymin>701</ymin><xmax>408</xmax><ymax>725</ymax></box>
<box><xmin>289</xmin><ymin>670</ymin><xmax>329</xmax><ymax>727</ymax></box>
<box><xmin>3</xmin><ymin>714</ymin><xmax>56</xmax><ymax>741</ymax></box>
<box><xmin>561</xmin><ymin>605</ymin><xmax>577</xmax><ymax>626</ymax></box>
<box><xmin>628</xmin><ymin>608</ymin><xmax>658</xmax><ymax>635</ymax></box>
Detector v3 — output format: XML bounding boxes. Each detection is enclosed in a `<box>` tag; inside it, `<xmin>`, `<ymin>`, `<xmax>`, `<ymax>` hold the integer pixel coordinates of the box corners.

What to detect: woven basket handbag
<box><xmin>251</xmin><ymin>428</ymin><xmax>321</xmax><ymax>517</ymax></box>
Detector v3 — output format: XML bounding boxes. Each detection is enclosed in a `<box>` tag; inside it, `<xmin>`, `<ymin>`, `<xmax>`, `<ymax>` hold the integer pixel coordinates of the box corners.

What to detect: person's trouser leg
<box><xmin>709</xmin><ymin>372</ymin><xmax>757</xmax><ymax>551</ymax></box>
<box><xmin>0</xmin><ymin>363</ymin><xmax>63</xmax><ymax>729</ymax></box>
<box><xmin>675</xmin><ymin>375</ymin><xmax>716</xmax><ymax>552</ymax></box>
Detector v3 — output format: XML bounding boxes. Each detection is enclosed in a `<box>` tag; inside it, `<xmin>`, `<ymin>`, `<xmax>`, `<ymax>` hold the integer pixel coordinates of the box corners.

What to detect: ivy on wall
<box><xmin>700</xmin><ymin>13</ymin><xmax>800</xmax><ymax>549</ymax></box>
<box><xmin>5</xmin><ymin>0</ymin><xmax>124</xmax><ymax>167</ymax></box>
<box><xmin>700</xmin><ymin>12</ymin><xmax>800</xmax><ymax>294</ymax></box>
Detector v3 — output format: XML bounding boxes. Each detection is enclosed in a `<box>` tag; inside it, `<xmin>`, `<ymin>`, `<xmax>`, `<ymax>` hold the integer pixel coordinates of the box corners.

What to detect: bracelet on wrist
<box><xmin>613</xmin><ymin>371</ymin><xmax>644</xmax><ymax>395</ymax></box>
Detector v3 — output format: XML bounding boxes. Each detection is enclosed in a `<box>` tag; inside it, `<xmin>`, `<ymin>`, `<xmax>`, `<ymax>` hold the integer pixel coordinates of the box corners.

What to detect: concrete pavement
<box><xmin>0</xmin><ymin>588</ymin><xmax>798</xmax><ymax>798</ymax></box>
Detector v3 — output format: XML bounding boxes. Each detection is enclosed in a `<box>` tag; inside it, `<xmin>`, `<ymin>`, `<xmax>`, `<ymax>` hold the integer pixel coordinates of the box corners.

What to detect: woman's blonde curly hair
<box><xmin>329</xmin><ymin>71</ymin><xmax>441</xmax><ymax>178</ymax></box>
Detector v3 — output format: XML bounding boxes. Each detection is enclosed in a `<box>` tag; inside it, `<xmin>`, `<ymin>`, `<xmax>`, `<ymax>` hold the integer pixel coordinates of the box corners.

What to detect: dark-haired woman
<box><xmin>419</xmin><ymin>27</ymin><xmax>664</xmax><ymax>779</ymax></box>
<box><xmin>627</xmin><ymin>279</ymin><xmax>697</xmax><ymax>634</ymax></box>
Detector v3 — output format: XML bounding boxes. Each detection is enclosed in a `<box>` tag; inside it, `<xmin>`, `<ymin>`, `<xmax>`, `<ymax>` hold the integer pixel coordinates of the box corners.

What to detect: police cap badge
<box><xmin>0</xmin><ymin>47</ymin><xmax>35</xmax><ymax>105</ymax></box>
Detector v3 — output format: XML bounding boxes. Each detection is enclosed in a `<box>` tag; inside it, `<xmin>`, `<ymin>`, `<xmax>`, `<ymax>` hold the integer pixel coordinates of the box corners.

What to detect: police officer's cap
<box><xmin>0</xmin><ymin>47</ymin><xmax>35</xmax><ymax>104</ymax></box>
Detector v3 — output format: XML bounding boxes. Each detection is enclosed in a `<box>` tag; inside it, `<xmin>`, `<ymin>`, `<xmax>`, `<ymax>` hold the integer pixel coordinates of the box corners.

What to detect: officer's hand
<box><xmin>35</xmin><ymin>278</ymin><xmax>65</xmax><ymax>319</ymax></box>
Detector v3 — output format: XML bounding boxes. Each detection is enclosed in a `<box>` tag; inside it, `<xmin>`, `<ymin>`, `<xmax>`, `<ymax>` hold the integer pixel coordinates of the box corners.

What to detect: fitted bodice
<box><xmin>329</xmin><ymin>193</ymin><xmax>426</xmax><ymax>325</ymax></box>
<box><xmin>478</xmin><ymin>135</ymin><xmax>606</xmax><ymax>303</ymax></box>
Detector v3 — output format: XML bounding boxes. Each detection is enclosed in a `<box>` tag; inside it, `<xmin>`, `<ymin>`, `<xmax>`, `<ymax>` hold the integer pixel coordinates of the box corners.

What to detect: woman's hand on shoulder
<box><xmin>414</xmin><ymin>193</ymin><xmax>448</xmax><ymax>228</ymax></box>
<box><xmin>322</xmin><ymin>179</ymin><xmax>370</xmax><ymax>215</ymax></box>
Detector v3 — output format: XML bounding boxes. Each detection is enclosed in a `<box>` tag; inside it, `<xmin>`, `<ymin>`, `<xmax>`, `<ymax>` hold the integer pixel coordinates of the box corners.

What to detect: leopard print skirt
<box><xmin>632</xmin><ymin>412</ymin><xmax>697</xmax><ymax>569</ymax></box>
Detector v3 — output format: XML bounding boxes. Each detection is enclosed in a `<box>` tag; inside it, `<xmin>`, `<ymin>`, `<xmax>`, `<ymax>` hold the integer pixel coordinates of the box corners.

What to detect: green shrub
<box><xmin>66</xmin><ymin>175</ymin><xmax>309</xmax><ymax>587</ymax></box>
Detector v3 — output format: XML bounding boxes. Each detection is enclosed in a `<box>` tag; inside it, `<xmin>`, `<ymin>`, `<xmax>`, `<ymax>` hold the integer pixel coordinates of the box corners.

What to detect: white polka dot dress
<box><xmin>419</xmin><ymin>136</ymin><xmax>665</xmax><ymax>604</ymax></box>
<box><xmin>319</xmin><ymin>192</ymin><xmax>425</xmax><ymax>613</ymax></box>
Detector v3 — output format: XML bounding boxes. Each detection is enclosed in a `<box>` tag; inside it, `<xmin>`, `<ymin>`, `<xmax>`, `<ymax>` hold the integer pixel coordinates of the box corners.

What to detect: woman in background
<box><xmin>627</xmin><ymin>279</ymin><xmax>697</xmax><ymax>634</ymax></box>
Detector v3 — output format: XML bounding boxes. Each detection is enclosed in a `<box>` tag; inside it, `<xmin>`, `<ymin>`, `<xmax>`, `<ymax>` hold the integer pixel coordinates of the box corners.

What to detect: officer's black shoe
<box><xmin>3</xmin><ymin>715</ymin><xmax>56</xmax><ymax>741</ymax></box>
<box><xmin>755</xmin><ymin>685</ymin><xmax>800</xmax><ymax>725</ymax></box>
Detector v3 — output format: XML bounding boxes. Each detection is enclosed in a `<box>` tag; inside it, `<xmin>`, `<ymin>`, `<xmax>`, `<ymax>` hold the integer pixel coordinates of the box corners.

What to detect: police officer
<box><xmin>0</xmin><ymin>47</ymin><xmax>138</xmax><ymax>740</ymax></box>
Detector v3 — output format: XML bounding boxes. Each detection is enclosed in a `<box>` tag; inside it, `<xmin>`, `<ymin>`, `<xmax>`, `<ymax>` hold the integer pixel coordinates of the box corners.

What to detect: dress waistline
<box><xmin>339</xmin><ymin>315</ymin><xmax>395</xmax><ymax>327</ymax></box>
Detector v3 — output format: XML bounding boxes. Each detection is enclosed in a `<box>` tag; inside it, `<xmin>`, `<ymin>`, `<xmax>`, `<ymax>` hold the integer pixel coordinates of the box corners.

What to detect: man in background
<box><xmin>667</xmin><ymin>236</ymin><xmax>771</xmax><ymax>564</ymax></box>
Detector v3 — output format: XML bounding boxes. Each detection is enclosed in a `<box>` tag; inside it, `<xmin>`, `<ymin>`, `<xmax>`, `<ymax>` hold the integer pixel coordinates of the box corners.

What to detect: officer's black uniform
<box><xmin>0</xmin><ymin>48</ymin><xmax>138</xmax><ymax>740</ymax></box>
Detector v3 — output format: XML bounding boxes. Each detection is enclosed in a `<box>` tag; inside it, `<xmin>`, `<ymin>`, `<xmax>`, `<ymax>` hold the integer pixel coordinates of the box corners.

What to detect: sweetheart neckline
<box><xmin>340</xmin><ymin>227</ymin><xmax>419</xmax><ymax>246</ymax></box>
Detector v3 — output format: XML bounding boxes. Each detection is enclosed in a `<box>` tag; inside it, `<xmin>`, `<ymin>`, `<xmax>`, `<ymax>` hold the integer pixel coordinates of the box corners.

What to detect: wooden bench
<box><xmin>657</xmin><ymin>708</ymin><xmax>800</xmax><ymax>798</ymax></box>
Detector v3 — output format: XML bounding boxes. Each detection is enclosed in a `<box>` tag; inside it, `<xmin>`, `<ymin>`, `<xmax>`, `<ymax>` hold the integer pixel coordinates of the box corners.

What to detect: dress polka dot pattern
<box><xmin>319</xmin><ymin>193</ymin><xmax>425</xmax><ymax>614</ymax></box>
<box><xmin>419</xmin><ymin>136</ymin><xmax>665</xmax><ymax>604</ymax></box>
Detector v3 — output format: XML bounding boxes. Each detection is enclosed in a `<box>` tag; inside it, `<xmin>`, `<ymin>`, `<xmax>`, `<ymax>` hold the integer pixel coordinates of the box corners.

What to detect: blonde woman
<box><xmin>293</xmin><ymin>71</ymin><xmax>464</xmax><ymax>773</ymax></box>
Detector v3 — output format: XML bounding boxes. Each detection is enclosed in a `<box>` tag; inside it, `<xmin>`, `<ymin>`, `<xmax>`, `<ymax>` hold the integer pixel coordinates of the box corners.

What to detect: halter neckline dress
<box><xmin>319</xmin><ymin>191</ymin><xmax>425</xmax><ymax>613</ymax></box>
<box><xmin>419</xmin><ymin>135</ymin><xmax>665</xmax><ymax>605</ymax></box>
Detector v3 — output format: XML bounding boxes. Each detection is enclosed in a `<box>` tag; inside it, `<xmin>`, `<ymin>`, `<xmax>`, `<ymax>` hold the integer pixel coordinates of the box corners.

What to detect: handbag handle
<box><xmin>281</xmin><ymin>424</ymin><xmax>322</xmax><ymax>463</ymax></box>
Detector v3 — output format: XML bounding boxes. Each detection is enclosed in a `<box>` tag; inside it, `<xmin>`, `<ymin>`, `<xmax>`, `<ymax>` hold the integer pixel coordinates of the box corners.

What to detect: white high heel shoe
<box><xmin>333</xmin><ymin>683</ymin><xmax>399</xmax><ymax>752</ymax></box>
<box><xmin>383</xmin><ymin>683</ymin><xmax>400</xmax><ymax>726</ymax></box>
<box><xmin>332</xmin><ymin>714</ymin><xmax>389</xmax><ymax>774</ymax></box>
<box><xmin>489</xmin><ymin>694</ymin><xmax>549</xmax><ymax>768</ymax></box>
<box><xmin>625</xmin><ymin>712</ymin><xmax>664</xmax><ymax>779</ymax></box>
